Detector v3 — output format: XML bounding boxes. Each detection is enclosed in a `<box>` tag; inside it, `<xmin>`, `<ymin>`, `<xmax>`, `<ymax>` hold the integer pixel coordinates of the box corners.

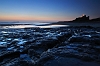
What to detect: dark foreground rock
<box><xmin>0</xmin><ymin>26</ymin><xmax>100</xmax><ymax>66</ymax></box>
<box><xmin>44</xmin><ymin>57</ymin><xmax>100</xmax><ymax>66</ymax></box>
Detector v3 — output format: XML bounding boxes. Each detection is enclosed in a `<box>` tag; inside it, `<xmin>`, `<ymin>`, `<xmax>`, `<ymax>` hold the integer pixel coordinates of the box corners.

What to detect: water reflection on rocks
<box><xmin>0</xmin><ymin>26</ymin><xmax>100</xmax><ymax>66</ymax></box>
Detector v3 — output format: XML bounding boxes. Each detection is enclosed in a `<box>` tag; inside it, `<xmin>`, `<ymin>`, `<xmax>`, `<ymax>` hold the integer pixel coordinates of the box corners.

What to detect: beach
<box><xmin>0</xmin><ymin>22</ymin><xmax>100</xmax><ymax>66</ymax></box>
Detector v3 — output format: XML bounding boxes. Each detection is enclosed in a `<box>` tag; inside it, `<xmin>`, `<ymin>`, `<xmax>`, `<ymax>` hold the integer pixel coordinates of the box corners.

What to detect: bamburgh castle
<box><xmin>73</xmin><ymin>14</ymin><xmax>89</xmax><ymax>21</ymax></box>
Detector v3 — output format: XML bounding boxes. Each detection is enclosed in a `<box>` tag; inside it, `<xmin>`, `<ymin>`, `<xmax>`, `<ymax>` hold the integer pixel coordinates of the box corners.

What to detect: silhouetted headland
<box><xmin>72</xmin><ymin>14</ymin><xmax>100</xmax><ymax>22</ymax></box>
<box><xmin>51</xmin><ymin>15</ymin><xmax>100</xmax><ymax>27</ymax></box>
<box><xmin>58</xmin><ymin>14</ymin><xmax>100</xmax><ymax>22</ymax></box>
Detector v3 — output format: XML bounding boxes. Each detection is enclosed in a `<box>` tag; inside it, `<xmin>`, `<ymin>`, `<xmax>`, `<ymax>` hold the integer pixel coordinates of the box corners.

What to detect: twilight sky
<box><xmin>0</xmin><ymin>0</ymin><xmax>100</xmax><ymax>22</ymax></box>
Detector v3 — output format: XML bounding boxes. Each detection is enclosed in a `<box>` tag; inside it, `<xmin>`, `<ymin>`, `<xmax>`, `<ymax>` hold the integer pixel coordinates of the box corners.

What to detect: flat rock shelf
<box><xmin>0</xmin><ymin>26</ymin><xmax>100</xmax><ymax>66</ymax></box>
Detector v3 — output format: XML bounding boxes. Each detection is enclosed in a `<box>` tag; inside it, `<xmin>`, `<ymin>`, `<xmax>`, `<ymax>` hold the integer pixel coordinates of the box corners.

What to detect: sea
<box><xmin>0</xmin><ymin>22</ymin><xmax>68</xmax><ymax>29</ymax></box>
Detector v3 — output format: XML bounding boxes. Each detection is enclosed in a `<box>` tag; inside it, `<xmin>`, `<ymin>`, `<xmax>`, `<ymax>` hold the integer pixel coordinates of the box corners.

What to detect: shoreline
<box><xmin>0</xmin><ymin>21</ymin><xmax>100</xmax><ymax>27</ymax></box>
<box><xmin>0</xmin><ymin>22</ymin><xmax>100</xmax><ymax>66</ymax></box>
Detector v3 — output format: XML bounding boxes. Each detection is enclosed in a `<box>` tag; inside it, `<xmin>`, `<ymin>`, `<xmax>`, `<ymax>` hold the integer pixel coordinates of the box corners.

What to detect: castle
<box><xmin>73</xmin><ymin>14</ymin><xmax>89</xmax><ymax>21</ymax></box>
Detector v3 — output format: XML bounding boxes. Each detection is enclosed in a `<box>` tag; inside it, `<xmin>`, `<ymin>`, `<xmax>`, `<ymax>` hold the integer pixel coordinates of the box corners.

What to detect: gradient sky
<box><xmin>0</xmin><ymin>0</ymin><xmax>100</xmax><ymax>22</ymax></box>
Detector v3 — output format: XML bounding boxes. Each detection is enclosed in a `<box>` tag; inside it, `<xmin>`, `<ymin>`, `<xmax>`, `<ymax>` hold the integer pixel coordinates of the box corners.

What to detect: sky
<box><xmin>0</xmin><ymin>0</ymin><xmax>100</xmax><ymax>22</ymax></box>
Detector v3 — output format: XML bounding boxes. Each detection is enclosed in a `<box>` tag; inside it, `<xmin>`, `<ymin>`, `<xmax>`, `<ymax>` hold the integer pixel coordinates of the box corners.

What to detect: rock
<box><xmin>0</xmin><ymin>51</ymin><xmax>20</xmax><ymax>62</ymax></box>
<box><xmin>0</xmin><ymin>42</ymin><xmax>7</xmax><ymax>47</ymax></box>
<box><xmin>36</xmin><ymin>51</ymin><xmax>54</xmax><ymax>66</ymax></box>
<box><xmin>44</xmin><ymin>57</ymin><xmax>100</xmax><ymax>66</ymax></box>
<box><xmin>68</xmin><ymin>35</ymin><xmax>90</xmax><ymax>43</ymax></box>
<box><xmin>1</xmin><ymin>27</ymin><xmax>100</xmax><ymax>66</ymax></box>
<box><xmin>20</xmin><ymin>46</ymin><xmax>24</xmax><ymax>49</ymax></box>
<box><xmin>81</xmin><ymin>54</ymin><xmax>94</xmax><ymax>61</ymax></box>
<box><xmin>7</xmin><ymin>47</ymin><xmax>14</xmax><ymax>51</ymax></box>
<box><xmin>28</xmin><ymin>49</ymin><xmax>40</xmax><ymax>58</ymax></box>
<box><xmin>20</xmin><ymin>54</ymin><xmax>32</xmax><ymax>61</ymax></box>
<box><xmin>91</xmin><ymin>38</ymin><xmax>100</xmax><ymax>45</ymax></box>
<box><xmin>11</xmin><ymin>60</ymin><xmax>35</xmax><ymax>66</ymax></box>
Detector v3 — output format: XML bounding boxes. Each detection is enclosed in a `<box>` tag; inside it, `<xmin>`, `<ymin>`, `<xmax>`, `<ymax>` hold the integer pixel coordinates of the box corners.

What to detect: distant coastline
<box><xmin>0</xmin><ymin>15</ymin><xmax>100</xmax><ymax>27</ymax></box>
<box><xmin>49</xmin><ymin>15</ymin><xmax>100</xmax><ymax>27</ymax></box>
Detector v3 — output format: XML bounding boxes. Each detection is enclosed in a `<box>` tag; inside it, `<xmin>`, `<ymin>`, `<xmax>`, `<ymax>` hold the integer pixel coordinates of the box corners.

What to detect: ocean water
<box><xmin>0</xmin><ymin>22</ymin><xmax>68</xmax><ymax>29</ymax></box>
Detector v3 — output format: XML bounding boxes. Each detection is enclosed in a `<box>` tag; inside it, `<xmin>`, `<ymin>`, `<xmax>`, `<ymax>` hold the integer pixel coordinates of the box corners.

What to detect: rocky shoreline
<box><xmin>0</xmin><ymin>26</ymin><xmax>100</xmax><ymax>66</ymax></box>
